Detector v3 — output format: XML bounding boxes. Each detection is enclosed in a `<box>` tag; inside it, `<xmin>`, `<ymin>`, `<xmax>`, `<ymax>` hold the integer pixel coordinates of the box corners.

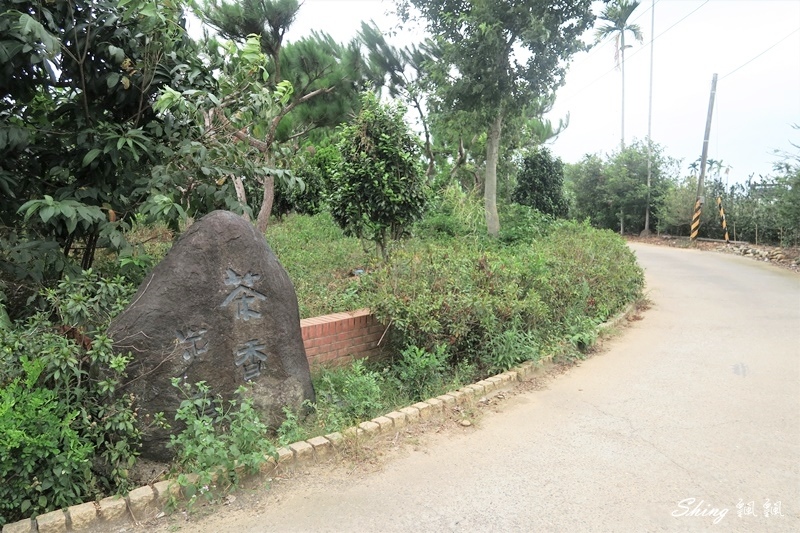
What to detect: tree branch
<box><xmin>212</xmin><ymin>108</ymin><xmax>271</xmax><ymax>152</ymax></box>
<box><xmin>267</xmin><ymin>86</ymin><xmax>334</xmax><ymax>145</ymax></box>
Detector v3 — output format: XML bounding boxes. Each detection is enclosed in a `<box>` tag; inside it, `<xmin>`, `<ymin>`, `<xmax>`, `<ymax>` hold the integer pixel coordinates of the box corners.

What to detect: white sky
<box><xmin>271</xmin><ymin>0</ymin><xmax>800</xmax><ymax>182</ymax></box>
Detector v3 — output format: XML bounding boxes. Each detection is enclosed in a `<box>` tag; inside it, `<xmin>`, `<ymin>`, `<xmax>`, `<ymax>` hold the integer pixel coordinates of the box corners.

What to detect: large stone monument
<box><xmin>109</xmin><ymin>210</ymin><xmax>315</xmax><ymax>461</ymax></box>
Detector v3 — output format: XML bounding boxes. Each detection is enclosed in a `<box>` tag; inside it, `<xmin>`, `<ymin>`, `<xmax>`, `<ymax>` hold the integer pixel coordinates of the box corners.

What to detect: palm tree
<box><xmin>596</xmin><ymin>0</ymin><xmax>643</xmax><ymax>150</ymax></box>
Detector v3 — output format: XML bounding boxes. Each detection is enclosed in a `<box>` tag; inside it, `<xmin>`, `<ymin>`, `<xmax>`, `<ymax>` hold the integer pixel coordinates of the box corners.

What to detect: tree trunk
<box><xmin>620</xmin><ymin>33</ymin><xmax>626</xmax><ymax>150</ymax></box>
<box><xmin>411</xmin><ymin>95</ymin><xmax>435</xmax><ymax>178</ymax></box>
<box><xmin>484</xmin><ymin>113</ymin><xmax>503</xmax><ymax>236</ymax></box>
<box><xmin>232</xmin><ymin>176</ymin><xmax>250</xmax><ymax>220</ymax></box>
<box><xmin>449</xmin><ymin>137</ymin><xmax>466</xmax><ymax>180</ymax></box>
<box><xmin>256</xmin><ymin>174</ymin><xmax>275</xmax><ymax>233</ymax></box>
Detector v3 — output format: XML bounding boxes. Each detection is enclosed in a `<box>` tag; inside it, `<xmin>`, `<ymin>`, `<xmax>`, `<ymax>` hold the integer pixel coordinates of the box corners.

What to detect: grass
<box><xmin>265</xmin><ymin>212</ymin><xmax>375</xmax><ymax>318</ymax></box>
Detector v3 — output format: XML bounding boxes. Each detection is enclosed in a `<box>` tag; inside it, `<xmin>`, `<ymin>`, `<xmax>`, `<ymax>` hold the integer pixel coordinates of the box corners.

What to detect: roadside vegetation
<box><xmin>565</xmin><ymin>139</ymin><xmax>800</xmax><ymax>245</ymax></box>
<box><xmin>1</xmin><ymin>187</ymin><xmax>643</xmax><ymax>523</ymax></box>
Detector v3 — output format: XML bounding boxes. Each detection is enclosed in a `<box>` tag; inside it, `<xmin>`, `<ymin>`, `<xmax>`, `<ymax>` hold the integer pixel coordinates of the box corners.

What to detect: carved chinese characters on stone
<box><xmin>221</xmin><ymin>269</ymin><xmax>267</xmax><ymax>320</ymax></box>
<box><xmin>235</xmin><ymin>339</ymin><xmax>268</xmax><ymax>381</ymax></box>
<box><xmin>220</xmin><ymin>268</ymin><xmax>269</xmax><ymax>381</ymax></box>
<box><xmin>176</xmin><ymin>328</ymin><xmax>209</xmax><ymax>362</ymax></box>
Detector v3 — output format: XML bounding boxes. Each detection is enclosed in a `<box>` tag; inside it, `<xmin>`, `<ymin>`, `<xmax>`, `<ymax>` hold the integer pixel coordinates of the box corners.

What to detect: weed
<box><xmin>311</xmin><ymin>360</ymin><xmax>384</xmax><ymax>432</ymax></box>
<box><xmin>483</xmin><ymin>324</ymin><xmax>540</xmax><ymax>374</ymax></box>
<box><xmin>276</xmin><ymin>406</ymin><xmax>308</xmax><ymax>447</ymax></box>
<box><xmin>566</xmin><ymin>315</ymin><xmax>601</xmax><ymax>354</ymax></box>
<box><xmin>390</xmin><ymin>344</ymin><xmax>449</xmax><ymax>401</ymax></box>
<box><xmin>167</xmin><ymin>381</ymin><xmax>275</xmax><ymax>502</ymax></box>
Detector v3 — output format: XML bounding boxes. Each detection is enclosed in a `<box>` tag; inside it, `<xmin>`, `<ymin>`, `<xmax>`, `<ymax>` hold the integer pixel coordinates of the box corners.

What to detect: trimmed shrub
<box><xmin>363</xmin><ymin>220</ymin><xmax>643</xmax><ymax>372</ymax></box>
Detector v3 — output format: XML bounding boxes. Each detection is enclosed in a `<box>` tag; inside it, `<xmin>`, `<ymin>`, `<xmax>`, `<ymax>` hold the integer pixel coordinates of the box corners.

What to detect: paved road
<box><xmin>165</xmin><ymin>244</ymin><xmax>800</xmax><ymax>532</ymax></box>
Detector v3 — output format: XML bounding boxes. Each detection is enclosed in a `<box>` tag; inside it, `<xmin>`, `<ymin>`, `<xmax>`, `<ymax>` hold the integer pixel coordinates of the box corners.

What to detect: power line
<box><xmin>720</xmin><ymin>27</ymin><xmax>800</xmax><ymax>81</ymax></box>
<box><xmin>621</xmin><ymin>0</ymin><xmax>710</xmax><ymax>68</ymax></box>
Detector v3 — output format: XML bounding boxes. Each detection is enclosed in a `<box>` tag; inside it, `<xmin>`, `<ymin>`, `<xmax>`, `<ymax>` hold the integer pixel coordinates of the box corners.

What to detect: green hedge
<box><xmin>363</xmin><ymin>220</ymin><xmax>643</xmax><ymax>370</ymax></box>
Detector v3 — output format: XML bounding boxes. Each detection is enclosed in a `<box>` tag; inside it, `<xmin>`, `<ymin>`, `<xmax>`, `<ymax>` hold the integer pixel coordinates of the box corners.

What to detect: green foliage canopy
<box><xmin>513</xmin><ymin>147</ymin><xmax>569</xmax><ymax>218</ymax></box>
<box><xmin>329</xmin><ymin>92</ymin><xmax>427</xmax><ymax>259</ymax></box>
<box><xmin>567</xmin><ymin>140</ymin><xmax>674</xmax><ymax>233</ymax></box>
<box><xmin>400</xmin><ymin>0</ymin><xmax>594</xmax><ymax>235</ymax></box>
<box><xmin>0</xmin><ymin>0</ymin><xmax>219</xmax><ymax>285</ymax></box>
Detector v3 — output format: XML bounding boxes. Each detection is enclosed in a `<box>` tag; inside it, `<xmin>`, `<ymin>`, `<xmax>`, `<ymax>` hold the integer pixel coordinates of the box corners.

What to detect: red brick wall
<box><xmin>300</xmin><ymin>309</ymin><xmax>387</xmax><ymax>367</ymax></box>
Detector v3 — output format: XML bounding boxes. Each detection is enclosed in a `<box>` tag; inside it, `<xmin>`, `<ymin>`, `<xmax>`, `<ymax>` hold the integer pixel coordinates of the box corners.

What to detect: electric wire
<box><xmin>719</xmin><ymin>27</ymin><xmax>800</xmax><ymax>81</ymax></box>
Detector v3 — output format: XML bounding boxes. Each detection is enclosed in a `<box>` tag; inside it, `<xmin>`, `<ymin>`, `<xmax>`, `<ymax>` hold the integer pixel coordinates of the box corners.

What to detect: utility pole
<box><xmin>690</xmin><ymin>73</ymin><xmax>718</xmax><ymax>241</ymax></box>
<box><xmin>641</xmin><ymin>0</ymin><xmax>656</xmax><ymax>236</ymax></box>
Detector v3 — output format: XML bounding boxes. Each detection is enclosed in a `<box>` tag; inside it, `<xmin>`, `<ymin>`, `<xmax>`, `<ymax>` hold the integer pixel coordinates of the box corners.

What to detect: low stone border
<box><xmin>597</xmin><ymin>301</ymin><xmax>637</xmax><ymax>333</ymax></box>
<box><xmin>2</xmin><ymin>305</ymin><xmax>634</xmax><ymax>533</ymax></box>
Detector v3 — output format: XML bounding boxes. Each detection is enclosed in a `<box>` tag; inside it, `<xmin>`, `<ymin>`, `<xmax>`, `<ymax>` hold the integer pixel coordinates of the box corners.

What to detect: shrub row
<box><xmin>362</xmin><ymin>220</ymin><xmax>643</xmax><ymax>373</ymax></box>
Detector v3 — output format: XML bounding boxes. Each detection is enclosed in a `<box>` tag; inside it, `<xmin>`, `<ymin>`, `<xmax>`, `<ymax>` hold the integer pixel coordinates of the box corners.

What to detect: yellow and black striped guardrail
<box><xmin>690</xmin><ymin>198</ymin><xmax>702</xmax><ymax>240</ymax></box>
<box><xmin>716</xmin><ymin>197</ymin><xmax>730</xmax><ymax>243</ymax></box>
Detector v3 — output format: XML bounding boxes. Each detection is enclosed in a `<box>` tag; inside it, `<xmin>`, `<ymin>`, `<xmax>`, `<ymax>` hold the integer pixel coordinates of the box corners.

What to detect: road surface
<box><xmin>153</xmin><ymin>243</ymin><xmax>800</xmax><ymax>532</ymax></box>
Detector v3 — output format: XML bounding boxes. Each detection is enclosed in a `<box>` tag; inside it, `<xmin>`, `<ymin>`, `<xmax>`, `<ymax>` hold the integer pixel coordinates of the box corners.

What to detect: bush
<box><xmin>512</xmin><ymin>147</ymin><xmax>568</xmax><ymax>217</ymax></box>
<box><xmin>497</xmin><ymin>203</ymin><xmax>556</xmax><ymax>245</ymax></box>
<box><xmin>329</xmin><ymin>92</ymin><xmax>427</xmax><ymax>259</ymax></box>
<box><xmin>167</xmin><ymin>381</ymin><xmax>274</xmax><ymax>500</ymax></box>
<box><xmin>363</xmin><ymin>239</ymin><xmax>547</xmax><ymax>371</ymax></box>
<box><xmin>0</xmin><ymin>271</ymin><xmax>138</xmax><ymax>526</ymax></box>
<box><xmin>0</xmin><ymin>358</ymin><xmax>95</xmax><ymax>525</ymax></box>
<box><xmin>311</xmin><ymin>360</ymin><xmax>384</xmax><ymax>431</ymax></box>
<box><xmin>391</xmin><ymin>344</ymin><xmax>449</xmax><ymax>401</ymax></box>
<box><xmin>274</xmin><ymin>145</ymin><xmax>339</xmax><ymax>217</ymax></box>
<box><xmin>364</xmin><ymin>220</ymin><xmax>643</xmax><ymax>374</ymax></box>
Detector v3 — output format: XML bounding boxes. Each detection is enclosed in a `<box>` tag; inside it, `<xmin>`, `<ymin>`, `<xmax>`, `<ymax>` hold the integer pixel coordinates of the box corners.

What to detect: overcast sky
<box><xmin>283</xmin><ymin>0</ymin><xmax>800</xmax><ymax>182</ymax></box>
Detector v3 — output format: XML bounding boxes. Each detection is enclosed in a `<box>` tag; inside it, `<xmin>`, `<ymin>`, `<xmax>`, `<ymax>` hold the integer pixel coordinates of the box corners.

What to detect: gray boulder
<box><xmin>109</xmin><ymin>210</ymin><xmax>314</xmax><ymax>461</ymax></box>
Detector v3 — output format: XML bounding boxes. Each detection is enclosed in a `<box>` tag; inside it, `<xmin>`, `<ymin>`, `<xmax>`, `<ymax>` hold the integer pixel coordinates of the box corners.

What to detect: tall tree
<box><xmin>199</xmin><ymin>0</ymin><xmax>300</xmax><ymax>84</ymax></box>
<box><xmin>595</xmin><ymin>0</ymin><xmax>643</xmax><ymax>150</ymax></box>
<box><xmin>197</xmin><ymin>0</ymin><xmax>368</xmax><ymax>230</ymax></box>
<box><xmin>400</xmin><ymin>0</ymin><xmax>594</xmax><ymax>236</ymax></box>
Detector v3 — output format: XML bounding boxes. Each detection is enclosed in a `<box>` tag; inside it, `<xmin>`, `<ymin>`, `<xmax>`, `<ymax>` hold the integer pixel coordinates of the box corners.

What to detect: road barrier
<box><xmin>716</xmin><ymin>197</ymin><xmax>730</xmax><ymax>243</ymax></box>
<box><xmin>690</xmin><ymin>199</ymin><xmax>702</xmax><ymax>240</ymax></box>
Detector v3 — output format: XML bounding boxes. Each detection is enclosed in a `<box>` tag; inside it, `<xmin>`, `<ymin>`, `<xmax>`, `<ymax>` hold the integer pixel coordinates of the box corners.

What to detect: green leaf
<box><xmin>107</xmin><ymin>73</ymin><xmax>120</xmax><ymax>88</ymax></box>
<box><xmin>107</xmin><ymin>45</ymin><xmax>124</xmax><ymax>63</ymax></box>
<box><xmin>17</xmin><ymin>199</ymin><xmax>39</xmax><ymax>218</ymax></box>
<box><xmin>40</xmin><ymin>205</ymin><xmax>55</xmax><ymax>223</ymax></box>
<box><xmin>60</xmin><ymin>203</ymin><xmax>75</xmax><ymax>219</ymax></box>
<box><xmin>82</xmin><ymin>148</ymin><xmax>102</xmax><ymax>167</ymax></box>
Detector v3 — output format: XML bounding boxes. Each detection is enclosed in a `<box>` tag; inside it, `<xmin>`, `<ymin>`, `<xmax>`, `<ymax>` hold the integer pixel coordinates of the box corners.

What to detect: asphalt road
<box><xmin>160</xmin><ymin>243</ymin><xmax>800</xmax><ymax>533</ymax></box>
